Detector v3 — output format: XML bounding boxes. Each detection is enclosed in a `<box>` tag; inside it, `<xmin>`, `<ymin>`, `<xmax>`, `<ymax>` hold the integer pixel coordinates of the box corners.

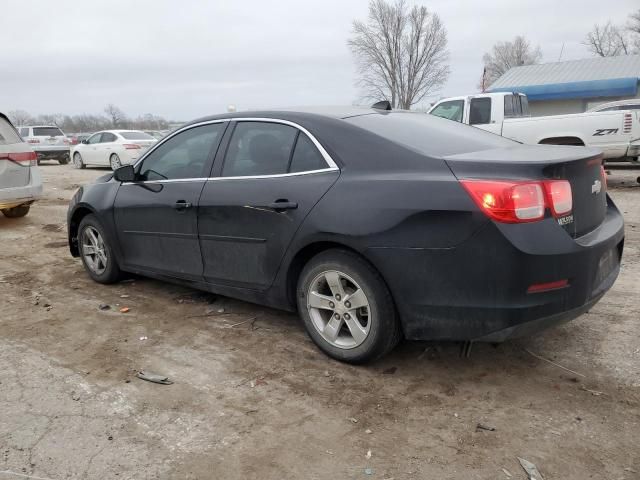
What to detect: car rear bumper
<box><xmin>34</xmin><ymin>147</ymin><xmax>70</xmax><ymax>158</ymax></box>
<box><xmin>367</xmin><ymin>197</ymin><xmax>625</xmax><ymax>341</ymax></box>
<box><xmin>0</xmin><ymin>168</ymin><xmax>43</xmax><ymax>209</ymax></box>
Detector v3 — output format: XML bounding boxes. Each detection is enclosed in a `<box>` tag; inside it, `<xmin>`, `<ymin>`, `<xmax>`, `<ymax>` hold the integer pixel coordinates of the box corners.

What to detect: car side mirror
<box><xmin>113</xmin><ymin>165</ymin><xmax>136</xmax><ymax>182</ymax></box>
<box><xmin>81</xmin><ymin>139</ymin><xmax>88</xmax><ymax>144</ymax></box>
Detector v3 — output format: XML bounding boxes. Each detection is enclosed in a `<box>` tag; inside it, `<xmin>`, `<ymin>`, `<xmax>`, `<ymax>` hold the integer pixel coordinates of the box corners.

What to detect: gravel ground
<box><xmin>0</xmin><ymin>162</ymin><xmax>639</xmax><ymax>480</ymax></box>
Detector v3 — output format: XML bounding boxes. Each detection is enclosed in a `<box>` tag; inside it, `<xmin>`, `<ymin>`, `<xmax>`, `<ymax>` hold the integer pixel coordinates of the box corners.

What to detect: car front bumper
<box><xmin>0</xmin><ymin>168</ymin><xmax>43</xmax><ymax>209</ymax></box>
<box><xmin>367</xmin><ymin>197</ymin><xmax>625</xmax><ymax>342</ymax></box>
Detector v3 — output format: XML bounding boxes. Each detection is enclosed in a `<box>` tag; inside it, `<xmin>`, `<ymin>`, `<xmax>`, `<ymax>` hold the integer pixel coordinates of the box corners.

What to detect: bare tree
<box><xmin>103</xmin><ymin>104</ymin><xmax>127</xmax><ymax>128</ymax></box>
<box><xmin>7</xmin><ymin>110</ymin><xmax>33</xmax><ymax>126</ymax></box>
<box><xmin>480</xmin><ymin>36</ymin><xmax>542</xmax><ymax>89</ymax></box>
<box><xmin>627</xmin><ymin>9</ymin><xmax>640</xmax><ymax>52</ymax></box>
<box><xmin>348</xmin><ymin>0</ymin><xmax>450</xmax><ymax>109</ymax></box>
<box><xmin>584</xmin><ymin>21</ymin><xmax>630</xmax><ymax>57</ymax></box>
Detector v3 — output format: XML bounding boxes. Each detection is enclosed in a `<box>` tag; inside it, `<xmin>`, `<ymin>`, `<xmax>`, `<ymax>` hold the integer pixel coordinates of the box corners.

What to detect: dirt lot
<box><xmin>0</xmin><ymin>163</ymin><xmax>639</xmax><ymax>480</ymax></box>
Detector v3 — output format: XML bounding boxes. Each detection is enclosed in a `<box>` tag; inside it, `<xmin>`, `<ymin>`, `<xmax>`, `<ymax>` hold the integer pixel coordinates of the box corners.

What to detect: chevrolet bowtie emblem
<box><xmin>591</xmin><ymin>179</ymin><xmax>602</xmax><ymax>195</ymax></box>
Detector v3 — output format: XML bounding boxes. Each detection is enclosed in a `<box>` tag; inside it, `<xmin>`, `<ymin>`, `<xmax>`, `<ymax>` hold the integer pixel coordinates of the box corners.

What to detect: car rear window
<box><xmin>345</xmin><ymin>112</ymin><xmax>515</xmax><ymax>157</ymax></box>
<box><xmin>33</xmin><ymin>127</ymin><xmax>64</xmax><ymax>137</ymax></box>
<box><xmin>0</xmin><ymin>118</ymin><xmax>23</xmax><ymax>145</ymax></box>
<box><xmin>119</xmin><ymin>131</ymin><xmax>154</xmax><ymax>140</ymax></box>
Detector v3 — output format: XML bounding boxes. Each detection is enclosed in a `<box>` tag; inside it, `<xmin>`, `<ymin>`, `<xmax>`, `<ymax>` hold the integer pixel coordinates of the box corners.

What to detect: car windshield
<box><xmin>33</xmin><ymin>127</ymin><xmax>64</xmax><ymax>137</ymax></box>
<box><xmin>118</xmin><ymin>131</ymin><xmax>154</xmax><ymax>140</ymax></box>
<box><xmin>345</xmin><ymin>112</ymin><xmax>515</xmax><ymax>157</ymax></box>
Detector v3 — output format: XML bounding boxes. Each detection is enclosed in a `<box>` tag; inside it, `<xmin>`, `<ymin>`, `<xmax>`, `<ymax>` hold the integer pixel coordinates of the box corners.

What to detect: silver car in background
<box><xmin>0</xmin><ymin>113</ymin><xmax>42</xmax><ymax>218</ymax></box>
<box><xmin>18</xmin><ymin>125</ymin><xmax>71</xmax><ymax>165</ymax></box>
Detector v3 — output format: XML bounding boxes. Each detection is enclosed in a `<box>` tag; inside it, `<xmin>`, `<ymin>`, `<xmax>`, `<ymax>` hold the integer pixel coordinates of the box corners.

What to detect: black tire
<box><xmin>2</xmin><ymin>205</ymin><xmax>30</xmax><ymax>218</ymax></box>
<box><xmin>296</xmin><ymin>249</ymin><xmax>401</xmax><ymax>364</ymax></box>
<box><xmin>73</xmin><ymin>152</ymin><xmax>86</xmax><ymax>169</ymax></box>
<box><xmin>58</xmin><ymin>155</ymin><xmax>70</xmax><ymax>165</ymax></box>
<box><xmin>78</xmin><ymin>214</ymin><xmax>123</xmax><ymax>284</ymax></box>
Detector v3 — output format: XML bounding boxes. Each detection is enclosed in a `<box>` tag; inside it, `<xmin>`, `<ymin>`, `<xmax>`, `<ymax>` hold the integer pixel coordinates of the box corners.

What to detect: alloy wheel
<box><xmin>110</xmin><ymin>154</ymin><xmax>122</xmax><ymax>170</ymax></box>
<box><xmin>307</xmin><ymin>270</ymin><xmax>371</xmax><ymax>349</ymax></box>
<box><xmin>73</xmin><ymin>153</ymin><xmax>83</xmax><ymax>169</ymax></box>
<box><xmin>81</xmin><ymin>226</ymin><xmax>108</xmax><ymax>275</ymax></box>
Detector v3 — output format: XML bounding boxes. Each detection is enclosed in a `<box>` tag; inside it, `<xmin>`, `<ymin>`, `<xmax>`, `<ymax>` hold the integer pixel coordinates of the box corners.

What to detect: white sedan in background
<box><xmin>71</xmin><ymin>130</ymin><xmax>157</xmax><ymax>170</ymax></box>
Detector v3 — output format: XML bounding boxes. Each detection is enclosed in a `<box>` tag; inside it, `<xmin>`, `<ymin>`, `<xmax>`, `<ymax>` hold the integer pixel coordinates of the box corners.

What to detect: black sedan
<box><xmin>67</xmin><ymin>107</ymin><xmax>624</xmax><ymax>363</ymax></box>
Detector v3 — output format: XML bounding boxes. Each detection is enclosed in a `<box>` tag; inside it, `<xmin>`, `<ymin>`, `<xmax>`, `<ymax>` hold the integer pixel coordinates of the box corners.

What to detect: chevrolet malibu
<box><xmin>67</xmin><ymin>108</ymin><xmax>624</xmax><ymax>363</ymax></box>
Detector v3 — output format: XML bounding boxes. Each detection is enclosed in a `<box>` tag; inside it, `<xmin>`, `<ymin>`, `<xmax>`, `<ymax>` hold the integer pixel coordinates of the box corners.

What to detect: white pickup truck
<box><xmin>428</xmin><ymin>92</ymin><xmax>640</xmax><ymax>161</ymax></box>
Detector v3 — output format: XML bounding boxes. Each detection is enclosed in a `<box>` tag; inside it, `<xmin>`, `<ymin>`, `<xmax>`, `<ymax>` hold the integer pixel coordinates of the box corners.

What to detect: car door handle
<box><xmin>267</xmin><ymin>200</ymin><xmax>298</xmax><ymax>211</ymax></box>
<box><xmin>174</xmin><ymin>200</ymin><xmax>192</xmax><ymax>210</ymax></box>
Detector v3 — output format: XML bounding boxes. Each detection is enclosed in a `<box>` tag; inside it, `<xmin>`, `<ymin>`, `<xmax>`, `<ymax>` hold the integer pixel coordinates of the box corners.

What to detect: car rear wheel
<box><xmin>2</xmin><ymin>205</ymin><xmax>30</xmax><ymax>218</ymax></box>
<box><xmin>58</xmin><ymin>155</ymin><xmax>70</xmax><ymax>165</ymax></box>
<box><xmin>78</xmin><ymin>214</ymin><xmax>122</xmax><ymax>284</ymax></box>
<box><xmin>296</xmin><ymin>249</ymin><xmax>401</xmax><ymax>364</ymax></box>
<box><xmin>110</xmin><ymin>154</ymin><xmax>122</xmax><ymax>171</ymax></box>
<box><xmin>73</xmin><ymin>152</ymin><xmax>85</xmax><ymax>169</ymax></box>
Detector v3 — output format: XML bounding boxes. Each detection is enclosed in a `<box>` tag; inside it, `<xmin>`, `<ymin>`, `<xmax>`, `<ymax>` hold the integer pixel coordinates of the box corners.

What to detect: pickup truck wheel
<box><xmin>2</xmin><ymin>205</ymin><xmax>30</xmax><ymax>218</ymax></box>
<box><xmin>58</xmin><ymin>155</ymin><xmax>70</xmax><ymax>165</ymax></box>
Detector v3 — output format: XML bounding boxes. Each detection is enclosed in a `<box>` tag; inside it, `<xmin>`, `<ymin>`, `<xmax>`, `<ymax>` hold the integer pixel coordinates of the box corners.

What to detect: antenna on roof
<box><xmin>371</xmin><ymin>100</ymin><xmax>392</xmax><ymax>111</ymax></box>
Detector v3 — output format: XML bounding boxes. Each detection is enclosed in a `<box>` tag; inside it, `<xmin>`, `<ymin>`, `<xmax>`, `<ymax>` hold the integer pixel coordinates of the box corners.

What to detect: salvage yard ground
<box><xmin>1</xmin><ymin>164</ymin><xmax>639</xmax><ymax>480</ymax></box>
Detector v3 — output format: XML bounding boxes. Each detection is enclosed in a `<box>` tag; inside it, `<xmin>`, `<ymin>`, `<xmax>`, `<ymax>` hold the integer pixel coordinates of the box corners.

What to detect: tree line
<box><xmin>347</xmin><ymin>1</ymin><xmax>640</xmax><ymax>108</ymax></box>
<box><xmin>8</xmin><ymin>104</ymin><xmax>170</xmax><ymax>133</ymax></box>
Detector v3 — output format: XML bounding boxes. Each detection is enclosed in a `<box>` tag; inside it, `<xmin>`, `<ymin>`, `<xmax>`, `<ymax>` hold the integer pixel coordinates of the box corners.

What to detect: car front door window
<box><xmin>139</xmin><ymin>123</ymin><xmax>225</xmax><ymax>181</ymax></box>
<box><xmin>87</xmin><ymin>133</ymin><xmax>103</xmax><ymax>144</ymax></box>
<box><xmin>430</xmin><ymin>100</ymin><xmax>464</xmax><ymax>122</ymax></box>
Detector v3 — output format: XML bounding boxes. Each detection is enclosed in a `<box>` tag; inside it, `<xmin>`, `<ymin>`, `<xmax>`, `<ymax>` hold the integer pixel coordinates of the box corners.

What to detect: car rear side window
<box><xmin>102</xmin><ymin>132</ymin><xmax>117</xmax><ymax>142</ymax></box>
<box><xmin>289</xmin><ymin>133</ymin><xmax>327</xmax><ymax>173</ymax></box>
<box><xmin>469</xmin><ymin>98</ymin><xmax>491</xmax><ymax>125</ymax></box>
<box><xmin>222</xmin><ymin>122</ymin><xmax>297</xmax><ymax>177</ymax></box>
<box><xmin>119</xmin><ymin>131</ymin><xmax>154</xmax><ymax>140</ymax></box>
<box><xmin>139</xmin><ymin>123</ymin><xmax>224</xmax><ymax>181</ymax></box>
<box><xmin>33</xmin><ymin>127</ymin><xmax>63</xmax><ymax>137</ymax></box>
<box><xmin>0</xmin><ymin>118</ymin><xmax>23</xmax><ymax>145</ymax></box>
<box><xmin>19</xmin><ymin>127</ymin><xmax>29</xmax><ymax>138</ymax></box>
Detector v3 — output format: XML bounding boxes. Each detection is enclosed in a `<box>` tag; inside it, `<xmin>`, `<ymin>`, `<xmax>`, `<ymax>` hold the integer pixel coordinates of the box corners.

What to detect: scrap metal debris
<box><xmin>476</xmin><ymin>423</ymin><xmax>496</xmax><ymax>432</ymax></box>
<box><xmin>136</xmin><ymin>371</ymin><xmax>173</xmax><ymax>385</ymax></box>
<box><xmin>518</xmin><ymin>457</ymin><xmax>544</xmax><ymax>480</ymax></box>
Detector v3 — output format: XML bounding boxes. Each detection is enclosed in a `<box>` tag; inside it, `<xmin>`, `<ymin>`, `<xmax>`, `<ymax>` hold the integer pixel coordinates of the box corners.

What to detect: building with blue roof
<box><xmin>488</xmin><ymin>55</ymin><xmax>640</xmax><ymax>116</ymax></box>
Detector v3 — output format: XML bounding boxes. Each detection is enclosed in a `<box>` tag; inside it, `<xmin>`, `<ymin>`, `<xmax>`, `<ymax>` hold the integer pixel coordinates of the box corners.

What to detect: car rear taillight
<box><xmin>0</xmin><ymin>151</ymin><xmax>38</xmax><ymax>165</ymax></box>
<box><xmin>123</xmin><ymin>144</ymin><xmax>141</xmax><ymax>150</ymax></box>
<box><xmin>461</xmin><ymin>179</ymin><xmax>573</xmax><ymax>223</ymax></box>
<box><xmin>63</xmin><ymin>138</ymin><xmax>70</xmax><ymax>145</ymax></box>
<box><xmin>543</xmin><ymin>180</ymin><xmax>572</xmax><ymax>216</ymax></box>
<box><xmin>461</xmin><ymin>180</ymin><xmax>546</xmax><ymax>223</ymax></box>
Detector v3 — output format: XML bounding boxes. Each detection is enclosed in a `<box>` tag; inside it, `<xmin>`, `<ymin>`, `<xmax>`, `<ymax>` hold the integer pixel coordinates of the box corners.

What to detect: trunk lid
<box><xmin>0</xmin><ymin>117</ymin><xmax>31</xmax><ymax>189</ymax></box>
<box><xmin>444</xmin><ymin>144</ymin><xmax>607</xmax><ymax>238</ymax></box>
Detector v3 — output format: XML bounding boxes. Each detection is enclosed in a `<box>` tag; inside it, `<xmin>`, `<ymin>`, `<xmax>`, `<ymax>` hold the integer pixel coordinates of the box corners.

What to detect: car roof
<box><xmin>23</xmin><ymin>125</ymin><xmax>63</xmax><ymax>128</ymax></box>
<box><xmin>183</xmin><ymin>106</ymin><xmax>391</xmax><ymax>127</ymax></box>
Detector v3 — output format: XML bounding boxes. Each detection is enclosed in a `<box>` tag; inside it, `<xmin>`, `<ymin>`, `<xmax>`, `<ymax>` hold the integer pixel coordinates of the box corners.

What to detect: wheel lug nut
<box><xmin>329</xmin><ymin>302</ymin><xmax>335</xmax><ymax>308</ymax></box>
<box><xmin>335</xmin><ymin>294</ymin><xmax>341</xmax><ymax>301</ymax></box>
<box><xmin>344</xmin><ymin>313</ymin><xmax>350</xmax><ymax>320</ymax></box>
<box><xmin>344</xmin><ymin>301</ymin><xmax>351</xmax><ymax>308</ymax></box>
<box><xmin>334</xmin><ymin>313</ymin><xmax>341</xmax><ymax>319</ymax></box>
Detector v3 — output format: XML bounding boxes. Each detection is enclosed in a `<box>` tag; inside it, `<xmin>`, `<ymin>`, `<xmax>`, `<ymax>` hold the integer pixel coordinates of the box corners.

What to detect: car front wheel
<box><xmin>296</xmin><ymin>249</ymin><xmax>401</xmax><ymax>364</ymax></box>
<box><xmin>2</xmin><ymin>205</ymin><xmax>30</xmax><ymax>218</ymax></box>
<box><xmin>78</xmin><ymin>214</ymin><xmax>122</xmax><ymax>284</ymax></box>
<box><xmin>73</xmin><ymin>152</ymin><xmax>85</xmax><ymax>169</ymax></box>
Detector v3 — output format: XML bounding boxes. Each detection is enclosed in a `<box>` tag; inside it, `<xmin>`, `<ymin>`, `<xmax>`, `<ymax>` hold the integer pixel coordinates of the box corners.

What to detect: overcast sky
<box><xmin>1</xmin><ymin>0</ymin><xmax>637</xmax><ymax>120</ymax></box>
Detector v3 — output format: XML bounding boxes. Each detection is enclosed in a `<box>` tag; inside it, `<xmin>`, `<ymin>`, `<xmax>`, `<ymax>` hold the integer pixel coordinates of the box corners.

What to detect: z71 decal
<box><xmin>593</xmin><ymin>128</ymin><xmax>619</xmax><ymax>136</ymax></box>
